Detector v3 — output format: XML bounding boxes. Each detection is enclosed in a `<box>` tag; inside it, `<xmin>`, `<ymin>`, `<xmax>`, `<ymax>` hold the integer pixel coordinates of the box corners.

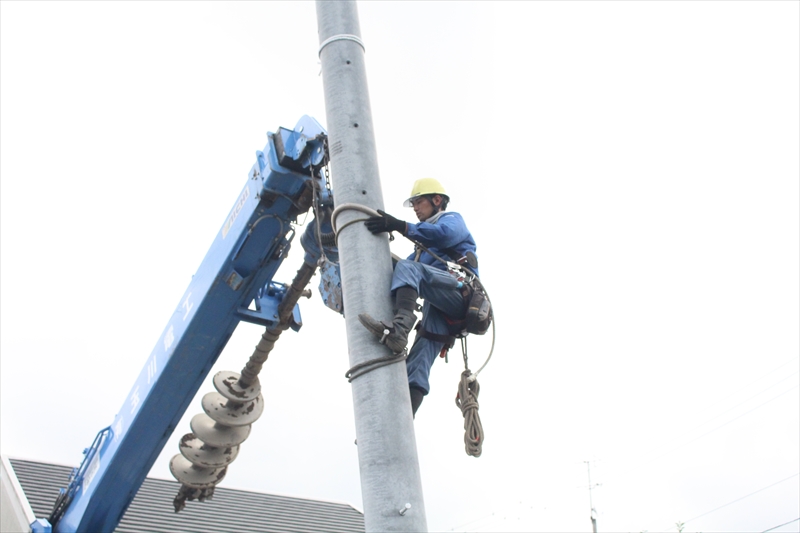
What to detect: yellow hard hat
<box><xmin>404</xmin><ymin>178</ymin><xmax>448</xmax><ymax>207</ymax></box>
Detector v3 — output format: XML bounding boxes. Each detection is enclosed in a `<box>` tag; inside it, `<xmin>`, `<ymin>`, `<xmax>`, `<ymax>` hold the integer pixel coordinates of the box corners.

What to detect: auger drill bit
<box><xmin>170</xmin><ymin>261</ymin><xmax>317</xmax><ymax>512</ymax></box>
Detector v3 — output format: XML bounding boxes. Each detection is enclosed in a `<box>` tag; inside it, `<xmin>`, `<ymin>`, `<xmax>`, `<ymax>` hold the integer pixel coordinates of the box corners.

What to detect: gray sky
<box><xmin>1</xmin><ymin>2</ymin><xmax>798</xmax><ymax>532</ymax></box>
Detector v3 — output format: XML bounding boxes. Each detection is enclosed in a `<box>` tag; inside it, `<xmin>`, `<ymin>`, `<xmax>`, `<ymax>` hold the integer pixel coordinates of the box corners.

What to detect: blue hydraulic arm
<box><xmin>49</xmin><ymin>116</ymin><xmax>334</xmax><ymax>533</ymax></box>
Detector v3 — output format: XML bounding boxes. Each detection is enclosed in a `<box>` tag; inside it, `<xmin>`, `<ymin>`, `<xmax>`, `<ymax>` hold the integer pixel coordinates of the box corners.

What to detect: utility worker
<box><xmin>359</xmin><ymin>178</ymin><xmax>478</xmax><ymax>416</ymax></box>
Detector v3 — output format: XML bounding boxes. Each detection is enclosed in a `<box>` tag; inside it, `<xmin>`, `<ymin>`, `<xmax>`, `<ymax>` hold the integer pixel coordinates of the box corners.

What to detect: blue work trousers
<box><xmin>391</xmin><ymin>260</ymin><xmax>466</xmax><ymax>395</ymax></box>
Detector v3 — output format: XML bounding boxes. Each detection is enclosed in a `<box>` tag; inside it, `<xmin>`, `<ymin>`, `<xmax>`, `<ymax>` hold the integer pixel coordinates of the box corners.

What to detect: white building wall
<box><xmin>1</xmin><ymin>455</ymin><xmax>34</xmax><ymax>533</ymax></box>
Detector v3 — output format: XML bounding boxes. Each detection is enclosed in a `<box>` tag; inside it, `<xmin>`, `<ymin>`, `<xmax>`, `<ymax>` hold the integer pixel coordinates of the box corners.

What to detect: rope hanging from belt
<box><xmin>457</xmin><ymin>339</ymin><xmax>484</xmax><ymax>457</ymax></box>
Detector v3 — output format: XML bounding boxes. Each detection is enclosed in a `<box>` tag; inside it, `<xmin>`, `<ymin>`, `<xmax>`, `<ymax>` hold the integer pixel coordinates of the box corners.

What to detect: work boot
<box><xmin>409</xmin><ymin>386</ymin><xmax>425</xmax><ymax>417</ymax></box>
<box><xmin>358</xmin><ymin>308</ymin><xmax>416</xmax><ymax>353</ymax></box>
<box><xmin>358</xmin><ymin>287</ymin><xmax>418</xmax><ymax>353</ymax></box>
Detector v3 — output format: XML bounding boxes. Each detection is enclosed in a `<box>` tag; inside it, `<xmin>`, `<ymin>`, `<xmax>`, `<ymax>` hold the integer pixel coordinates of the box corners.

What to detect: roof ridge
<box><xmin>7</xmin><ymin>457</ymin><xmax>365</xmax><ymax>532</ymax></box>
<box><xmin>143</xmin><ymin>472</ymin><xmax>363</xmax><ymax>511</ymax></box>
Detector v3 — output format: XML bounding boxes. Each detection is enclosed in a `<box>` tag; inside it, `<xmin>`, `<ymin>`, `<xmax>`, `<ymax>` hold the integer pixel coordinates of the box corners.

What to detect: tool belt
<box><xmin>415</xmin><ymin>278</ymin><xmax>493</xmax><ymax>354</ymax></box>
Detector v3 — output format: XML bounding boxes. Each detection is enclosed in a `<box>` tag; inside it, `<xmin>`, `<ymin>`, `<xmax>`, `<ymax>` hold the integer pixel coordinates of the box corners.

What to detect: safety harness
<box><xmin>409</xmin><ymin>241</ymin><xmax>493</xmax><ymax>458</ymax></box>
<box><xmin>330</xmin><ymin>202</ymin><xmax>495</xmax><ymax>457</ymax></box>
<box><xmin>412</xmin><ymin>244</ymin><xmax>493</xmax><ymax>359</ymax></box>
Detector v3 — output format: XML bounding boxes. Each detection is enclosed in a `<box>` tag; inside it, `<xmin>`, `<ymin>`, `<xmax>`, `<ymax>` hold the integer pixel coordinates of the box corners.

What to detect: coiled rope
<box><xmin>455</xmin><ymin>369</ymin><xmax>483</xmax><ymax>457</ymax></box>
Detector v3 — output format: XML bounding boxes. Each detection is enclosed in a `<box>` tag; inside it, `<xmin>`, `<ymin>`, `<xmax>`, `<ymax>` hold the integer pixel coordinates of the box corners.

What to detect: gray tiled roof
<box><xmin>9</xmin><ymin>458</ymin><xmax>364</xmax><ymax>533</ymax></box>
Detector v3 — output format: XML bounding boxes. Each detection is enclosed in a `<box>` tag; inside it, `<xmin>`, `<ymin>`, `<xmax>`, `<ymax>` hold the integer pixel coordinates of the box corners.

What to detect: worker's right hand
<box><xmin>365</xmin><ymin>210</ymin><xmax>407</xmax><ymax>235</ymax></box>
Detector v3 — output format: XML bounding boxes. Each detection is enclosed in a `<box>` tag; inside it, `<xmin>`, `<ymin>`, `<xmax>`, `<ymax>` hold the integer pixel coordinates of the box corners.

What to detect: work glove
<box><xmin>365</xmin><ymin>210</ymin><xmax>406</xmax><ymax>235</ymax></box>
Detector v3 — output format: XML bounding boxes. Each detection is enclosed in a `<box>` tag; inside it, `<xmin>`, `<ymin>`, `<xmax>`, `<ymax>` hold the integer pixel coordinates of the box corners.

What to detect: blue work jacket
<box><xmin>404</xmin><ymin>211</ymin><xmax>479</xmax><ymax>276</ymax></box>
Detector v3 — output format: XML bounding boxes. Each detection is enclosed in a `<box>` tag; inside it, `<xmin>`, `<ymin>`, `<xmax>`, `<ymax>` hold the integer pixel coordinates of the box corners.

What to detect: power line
<box><xmin>681</xmin><ymin>370</ymin><xmax>799</xmax><ymax>436</ymax></box>
<box><xmin>762</xmin><ymin>517</ymin><xmax>800</xmax><ymax>533</ymax></box>
<box><xmin>445</xmin><ymin>370</ymin><xmax>800</xmax><ymax>533</ymax></box>
<box><xmin>448</xmin><ymin>511</ymin><xmax>497</xmax><ymax>532</ymax></box>
<box><xmin>617</xmin><ymin>384</ymin><xmax>799</xmax><ymax>477</ymax></box>
<box><xmin>652</xmin><ymin>369</ymin><xmax>799</xmax><ymax>454</ymax></box>
<box><xmin>447</xmin><ymin>461</ymin><xmax>600</xmax><ymax>531</ymax></box>
<box><xmin>672</xmin><ymin>472</ymin><xmax>800</xmax><ymax>529</ymax></box>
<box><xmin>655</xmin><ymin>384</ymin><xmax>797</xmax><ymax>459</ymax></box>
<box><xmin>589</xmin><ymin>361</ymin><xmax>800</xmax><ymax>485</ymax></box>
<box><xmin>693</xmin><ymin>357</ymin><xmax>799</xmax><ymax>417</ymax></box>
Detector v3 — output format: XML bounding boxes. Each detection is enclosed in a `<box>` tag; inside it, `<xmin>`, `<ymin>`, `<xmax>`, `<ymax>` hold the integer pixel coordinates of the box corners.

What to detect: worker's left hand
<box><xmin>365</xmin><ymin>210</ymin><xmax>407</xmax><ymax>235</ymax></box>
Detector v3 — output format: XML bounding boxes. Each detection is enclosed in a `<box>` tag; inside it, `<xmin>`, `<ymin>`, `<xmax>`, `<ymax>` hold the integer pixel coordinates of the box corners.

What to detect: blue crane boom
<box><xmin>48</xmin><ymin>116</ymin><xmax>335</xmax><ymax>533</ymax></box>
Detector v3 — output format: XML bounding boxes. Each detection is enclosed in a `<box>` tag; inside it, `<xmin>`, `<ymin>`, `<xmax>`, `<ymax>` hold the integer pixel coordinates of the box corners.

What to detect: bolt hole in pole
<box><xmin>353</xmin><ymin>123</ymin><xmax>359</xmax><ymax>127</ymax></box>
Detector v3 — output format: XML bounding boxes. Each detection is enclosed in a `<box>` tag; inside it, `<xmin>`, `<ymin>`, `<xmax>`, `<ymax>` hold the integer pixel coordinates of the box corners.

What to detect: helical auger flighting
<box><xmin>169</xmin><ymin>370</ymin><xmax>263</xmax><ymax>511</ymax></box>
<box><xmin>169</xmin><ymin>261</ymin><xmax>317</xmax><ymax>512</ymax></box>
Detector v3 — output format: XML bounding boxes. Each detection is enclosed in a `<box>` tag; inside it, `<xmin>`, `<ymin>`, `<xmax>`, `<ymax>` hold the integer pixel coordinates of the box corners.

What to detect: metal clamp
<box><xmin>318</xmin><ymin>34</ymin><xmax>365</xmax><ymax>57</ymax></box>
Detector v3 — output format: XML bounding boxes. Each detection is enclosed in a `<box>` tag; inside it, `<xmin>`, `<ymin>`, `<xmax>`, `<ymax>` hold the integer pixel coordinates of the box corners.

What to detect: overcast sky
<box><xmin>1</xmin><ymin>2</ymin><xmax>799</xmax><ymax>532</ymax></box>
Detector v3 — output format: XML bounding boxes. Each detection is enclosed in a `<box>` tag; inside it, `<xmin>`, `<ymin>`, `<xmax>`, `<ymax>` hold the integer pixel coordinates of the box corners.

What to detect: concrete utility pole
<box><xmin>315</xmin><ymin>2</ymin><xmax>428</xmax><ymax>532</ymax></box>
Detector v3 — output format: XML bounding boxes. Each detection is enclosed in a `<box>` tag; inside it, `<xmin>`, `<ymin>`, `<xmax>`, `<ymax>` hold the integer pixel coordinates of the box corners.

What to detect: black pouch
<box><xmin>464</xmin><ymin>281</ymin><xmax>492</xmax><ymax>335</ymax></box>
